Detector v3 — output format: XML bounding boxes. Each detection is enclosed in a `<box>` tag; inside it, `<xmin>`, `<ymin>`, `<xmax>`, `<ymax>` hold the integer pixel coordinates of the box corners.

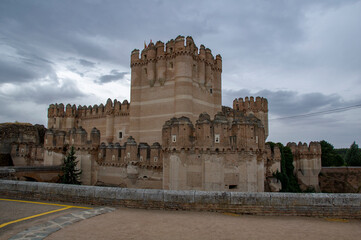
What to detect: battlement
<box><xmin>10</xmin><ymin>142</ymin><xmax>44</xmax><ymax>166</ymax></box>
<box><xmin>233</xmin><ymin>96</ymin><xmax>268</xmax><ymax>113</ymax></box>
<box><xmin>44</xmin><ymin>127</ymin><xmax>100</xmax><ymax>150</ymax></box>
<box><xmin>48</xmin><ymin>98</ymin><xmax>130</xmax><ymax>119</ymax></box>
<box><xmin>287</xmin><ymin>142</ymin><xmax>322</xmax><ymax>156</ymax></box>
<box><xmin>232</xmin><ymin>96</ymin><xmax>268</xmax><ymax>139</ymax></box>
<box><xmin>130</xmin><ymin>35</ymin><xmax>222</xmax><ymax>71</ymax></box>
<box><xmin>162</xmin><ymin>112</ymin><xmax>266</xmax><ymax>152</ymax></box>
<box><xmin>98</xmin><ymin>137</ymin><xmax>162</xmax><ymax>168</ymax></box>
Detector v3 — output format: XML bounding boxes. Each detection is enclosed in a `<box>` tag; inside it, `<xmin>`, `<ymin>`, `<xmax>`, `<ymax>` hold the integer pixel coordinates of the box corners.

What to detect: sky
<box><xmin>0</xmin><ymin>0</ymin><xmax>360</xmax><ymax>148</ymax></box>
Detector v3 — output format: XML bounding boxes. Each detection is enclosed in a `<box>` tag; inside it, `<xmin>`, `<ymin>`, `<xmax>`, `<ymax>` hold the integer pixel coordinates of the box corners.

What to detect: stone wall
<box><xmin>320</xmin><ymin>167</ymin><xmax>361</xmax><ymax>193</ymax></box>
<box><xmin>1</xmin><ymin>180</ymin><xmax>360</xmax><ymax>219</ymax></box>
<box><xmin>0</xmin><ymin>123</ymin><xmax>46</xmax><ymax>166</ymax></box>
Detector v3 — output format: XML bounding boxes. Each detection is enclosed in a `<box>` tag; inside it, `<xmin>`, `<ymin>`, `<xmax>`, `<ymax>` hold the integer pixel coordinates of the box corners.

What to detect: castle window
<box><xmin>154</xmin><ymin>156</ymin><xmax>158</xmax><ymax>162</ymax></box>
<box><xmin>172</xmin><ymin>135</ymin><xmax>177</xmax><ymax>143</ymax></box>
<box><xmin>215</xmin><ymin>134</ymin><xmax>220</xmax><ymax>143</ymax></box>
<box><xmin>256</xmin><ymin>136</ymin><xmax>258</xmax><ymax>143</ymax></box>
<box><xmin>118</xmin><ymin>131</ymin><xmax>123</xmax><ymax>139</ymax></box>
<box><xmin>229</xmin><ymin>185</ymin><xmax>237</xmax><ymax>190</ymax></box>
<box><xmin>210</xmin><ymin>88</ymin><xmax>213</xmax><ymax>94</ymax></box>
<box><xmin>144</xmin><ymin>54</ymin><xmax>147</xmax><ymax>59</ymax></box>
<box><xmin>112</xmin><ymin>155</ymin><xmax>115</xmax><ymax>161</ymax></box>
<box><xmin>140</xmin><ymin>156</ymin><xmax>143</xmax><ymax>162</ymax></box>
<box><xmin>169</xmin><ymin>48</ymin><xmax>173</xmax><ymax>54</ymax></box>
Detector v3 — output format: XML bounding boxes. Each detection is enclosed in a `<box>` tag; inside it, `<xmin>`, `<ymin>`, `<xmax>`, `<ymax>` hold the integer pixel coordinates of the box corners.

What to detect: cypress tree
<box><xmin>60</xmin><ymin>146</ymin><xmax>82</xmax><ymax>184</ymax></box>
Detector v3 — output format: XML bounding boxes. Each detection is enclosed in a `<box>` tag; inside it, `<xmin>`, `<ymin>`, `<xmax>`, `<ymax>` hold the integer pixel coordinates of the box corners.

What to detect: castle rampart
<box><xmin>47</xmin><ymin>99</ymin><xmax>130</xmax><ymax>144</ymax></box>
<box><xmin>233</xmin><ymin>97</ymin><xmax>268</xmax><ymax>138</ymax></box>
<box><xmin>162</xmin><ymin>113</ymin><xmax>266</xmax><ymax>192</ymax></box>
<box><xmin>287</xmin><ymin>142</ymin><xmax>322</xmax><ymax>191</ymax></box>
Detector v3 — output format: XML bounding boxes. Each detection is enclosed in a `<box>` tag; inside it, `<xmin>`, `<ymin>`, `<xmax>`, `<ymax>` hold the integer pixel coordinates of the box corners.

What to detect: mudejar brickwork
<box><xmin>11</xmin><ymin>36</ymin><xmax>322</xmax><ymax>192</ymax></box>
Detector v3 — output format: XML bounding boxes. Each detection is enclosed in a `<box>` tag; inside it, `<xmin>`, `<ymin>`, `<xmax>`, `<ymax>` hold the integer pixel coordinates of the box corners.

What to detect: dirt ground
<box><xmin>47</xmin><ymin>207</ymin><xmax>361</xmax><ymax>240</ymax></box>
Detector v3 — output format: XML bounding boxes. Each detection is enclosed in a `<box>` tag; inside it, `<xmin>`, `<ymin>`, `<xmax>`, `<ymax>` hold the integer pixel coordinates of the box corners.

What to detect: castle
<box><xmin>12</xmin><ymin>36</ymin><xmax>321</xmax><ymax>192</ymax></box>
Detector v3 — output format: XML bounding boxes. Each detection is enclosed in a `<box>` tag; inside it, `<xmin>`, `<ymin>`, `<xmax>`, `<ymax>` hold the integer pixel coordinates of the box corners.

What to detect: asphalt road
<box><xmin>0</xmin><ymin>198</ymin><xmax>93</xmax><ymax>239</ymax></box>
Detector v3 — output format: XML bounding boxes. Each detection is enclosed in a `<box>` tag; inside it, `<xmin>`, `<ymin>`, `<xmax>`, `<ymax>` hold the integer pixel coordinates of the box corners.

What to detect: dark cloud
<box><xmin>0</xmin><ymin>0</ymin><xmax>360</xmax><ymax>147</ymax></box>
<box><xmin>96</xmin><ymin>70</ymin><xmax>128</xmax><ymax>84</ymax></box>
<box><xmin>78</xmin><ymin>59</ymin><xmax>96</xmax><ymax>67</ymax></box>
<box><xmin>223</xmin><ymin>88</ymin><xmax>361</xmax><ymax>117</ymax></box>
<box><xmin>223</xmin><ymin>88</ymin><xmax>361</xmax><ymax>147</ymax></box>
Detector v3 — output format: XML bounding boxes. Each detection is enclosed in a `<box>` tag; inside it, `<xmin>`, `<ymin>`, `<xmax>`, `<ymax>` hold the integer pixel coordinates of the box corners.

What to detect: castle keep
<box><xmin>20</xmin><ymin>36</ymin><xmax>321</xmax><ymax>192</ymax></box>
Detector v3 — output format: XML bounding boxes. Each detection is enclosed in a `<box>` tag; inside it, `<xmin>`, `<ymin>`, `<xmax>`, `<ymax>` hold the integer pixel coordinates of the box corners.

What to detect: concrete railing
<box><xmin>1</xmin><ymin>180</ymin><xmax>360</xmax><ymax>218</ymax></box>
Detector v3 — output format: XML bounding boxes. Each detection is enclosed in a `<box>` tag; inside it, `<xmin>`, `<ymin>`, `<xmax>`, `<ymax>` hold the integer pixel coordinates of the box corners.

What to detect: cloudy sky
<box><xmin>1</xmin><ymin>0</ymin><xmax>360</xmax><ymax>148</ymax></box>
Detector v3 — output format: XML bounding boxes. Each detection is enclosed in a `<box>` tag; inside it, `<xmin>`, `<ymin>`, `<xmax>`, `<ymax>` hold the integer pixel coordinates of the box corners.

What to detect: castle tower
<box><xmin>129</xmin><ymin>36</ymin><xmax>222</xmax><ymax>144</ymax></box>
<box><xmin>233</xmin><ymin>97</ymin><xmax>268</xmax><ymax>139</ymax></box>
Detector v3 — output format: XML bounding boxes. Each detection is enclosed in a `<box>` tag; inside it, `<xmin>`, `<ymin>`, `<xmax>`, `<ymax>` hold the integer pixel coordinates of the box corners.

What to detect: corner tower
<box><xmin>129</xmin><ymin>36</ymin><xmax>222</xmax><ymax>143</ymax></box>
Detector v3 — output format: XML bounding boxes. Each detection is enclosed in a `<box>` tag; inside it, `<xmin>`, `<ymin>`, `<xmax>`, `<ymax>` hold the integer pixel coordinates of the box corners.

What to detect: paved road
<box><xmin>48</xmin><ymin>207</ymin><xmax>361</xmax><ymax>240</ymax></box>
<box><xmin>0</xmin><ymin>198</ymin><xmax>95</xmax><ymax>239</ymax></box>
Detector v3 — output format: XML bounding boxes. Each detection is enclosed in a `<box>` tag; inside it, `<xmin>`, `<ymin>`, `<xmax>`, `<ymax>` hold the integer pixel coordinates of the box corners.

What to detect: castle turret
<box><xmin>233</xmin><ymin>97</ymin><xmax>268</xmax><ymax>139</ymax></box>
<box><xmin>287</xmin><ymin>141</ymin><xmax>322</xmax><ymax>192</ymax></box>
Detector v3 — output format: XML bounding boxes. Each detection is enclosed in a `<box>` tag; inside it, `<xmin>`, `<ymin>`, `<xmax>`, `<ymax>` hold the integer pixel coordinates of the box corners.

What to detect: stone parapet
<box><xmin>1</xmin><ymin>180</ymin><xmax>360</xmax><ymax>218</ymax></box>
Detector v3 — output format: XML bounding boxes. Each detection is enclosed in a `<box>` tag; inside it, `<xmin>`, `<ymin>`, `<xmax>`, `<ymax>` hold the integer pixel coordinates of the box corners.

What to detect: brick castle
<box><xmin>11</xmin><ymin>36</ymin><xmax>322</xmax><ymax>192</ymax></box>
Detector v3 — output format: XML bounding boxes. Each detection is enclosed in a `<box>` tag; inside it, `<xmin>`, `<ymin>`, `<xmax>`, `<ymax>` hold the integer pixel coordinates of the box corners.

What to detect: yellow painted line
<box><xmin>0</xmin><ymin>198</ymin><xmax>91</xmax><ymax>209</ymax></box>
<box><xmin>222</xmin><ymin>212</ymin><xmax>240</xmax><ymax>217</ymax></box>
<box><xmin>325</xmin><ymin>218</ymin><xmax>349</xmax><ymax>223</ymax></box>
<box><xmin>0</xmin><ymin>207</ymin><xmax>71</xmax><ymax>228</ymax></box>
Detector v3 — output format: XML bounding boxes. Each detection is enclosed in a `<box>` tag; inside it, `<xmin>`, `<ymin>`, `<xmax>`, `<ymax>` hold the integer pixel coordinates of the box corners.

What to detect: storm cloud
<box><xmin>96</xmin><ymin>70</ymin><xmax>129</xmax><ymax>84</ymax></box>
<box><xmin>0</xmin><ymin>0</ymin><xmax>360</xmax><ymax>147</ymax></box>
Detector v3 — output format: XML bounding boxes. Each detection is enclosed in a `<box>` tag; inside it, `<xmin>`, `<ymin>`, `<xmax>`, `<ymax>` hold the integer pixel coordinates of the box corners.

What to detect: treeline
<box><xmin>321</xmin><ymin>141</ymin><xmax>361</xmax><ymax>167</ymax></box>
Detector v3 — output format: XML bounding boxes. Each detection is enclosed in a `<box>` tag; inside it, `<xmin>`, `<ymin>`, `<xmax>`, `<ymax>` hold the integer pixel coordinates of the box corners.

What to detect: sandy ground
<box><xmin>47</xmin><ymin>208</ymin><xmax>361</xmax><ymax>240</ymax></box>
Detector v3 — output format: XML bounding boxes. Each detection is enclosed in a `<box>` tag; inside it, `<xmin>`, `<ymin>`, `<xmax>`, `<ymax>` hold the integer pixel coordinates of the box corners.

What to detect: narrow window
<box><xmin>154</xmin><ymin>156</ymin><xmax>158</xmax><ymax>162</ymax></box>
<box><xmin>229</xmin><ymin>185</ymin><xmax>237</xmax><ymax>189</ymax></box>
<box><xmin>140</xmin><ymin>156</ymin><xmax>143</xmax><ymax>162</ymax></box>
<box><xmin>172</xmin><ymin>135</ymin><xmax>177</xmax><ymax>143</ymax></box>
<box><xmin>215</xmin><ymin>134</ymin><xmax>220</xmax><ymax>143</ymax></box>
<box><xmin>210</xmin><ymin>88</ymin><xmax>213</xmax><ymax>94</ymax></box>
<box><xmin>119</xmin><ymin>131</ymin><xmax>123</xmax><ymax>139</ymax></box>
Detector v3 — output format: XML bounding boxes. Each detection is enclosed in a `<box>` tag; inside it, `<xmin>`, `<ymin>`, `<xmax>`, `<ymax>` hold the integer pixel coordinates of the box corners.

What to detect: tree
<box><xmin>320</xmin><ymin>140</ymin><xmax>344</xmax><ymax>166</ymax></box>
<box><xmin>60</xmin><ymin>146</ymin><xmax>82</xmax><ymax>184</ymax></box>
<box><xmin>345</xmin><ymin>142</ymin><xmax>361</xmax><ymax>166</ymax></box>
<box><xmin>272</xmin><ymin>142</ymin><xmax>301</xmax><ymax>192</ymax></box>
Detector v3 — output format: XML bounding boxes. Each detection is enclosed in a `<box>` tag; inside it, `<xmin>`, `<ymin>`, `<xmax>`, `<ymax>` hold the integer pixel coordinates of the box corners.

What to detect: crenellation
<box><xmin>287</xmin><ymin>141</ymin><xmax>322</xmax><ymax>191</ymax></box>
<box><xmin>31</xmin><ymin>35</ymin><xmax>324</xmax><ymax>192</ymax></box>
<box><xmin>233</xmin><ymin>96</ymin><xmax>268</xmax><ymax>139</ymax></box>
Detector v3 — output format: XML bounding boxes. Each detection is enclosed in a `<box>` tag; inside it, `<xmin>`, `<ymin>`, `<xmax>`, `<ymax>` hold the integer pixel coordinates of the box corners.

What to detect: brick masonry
<box><xmin>1</xmin><ymin>180</ymin><xmax>360</xmax><ymax>219</ymax></box>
